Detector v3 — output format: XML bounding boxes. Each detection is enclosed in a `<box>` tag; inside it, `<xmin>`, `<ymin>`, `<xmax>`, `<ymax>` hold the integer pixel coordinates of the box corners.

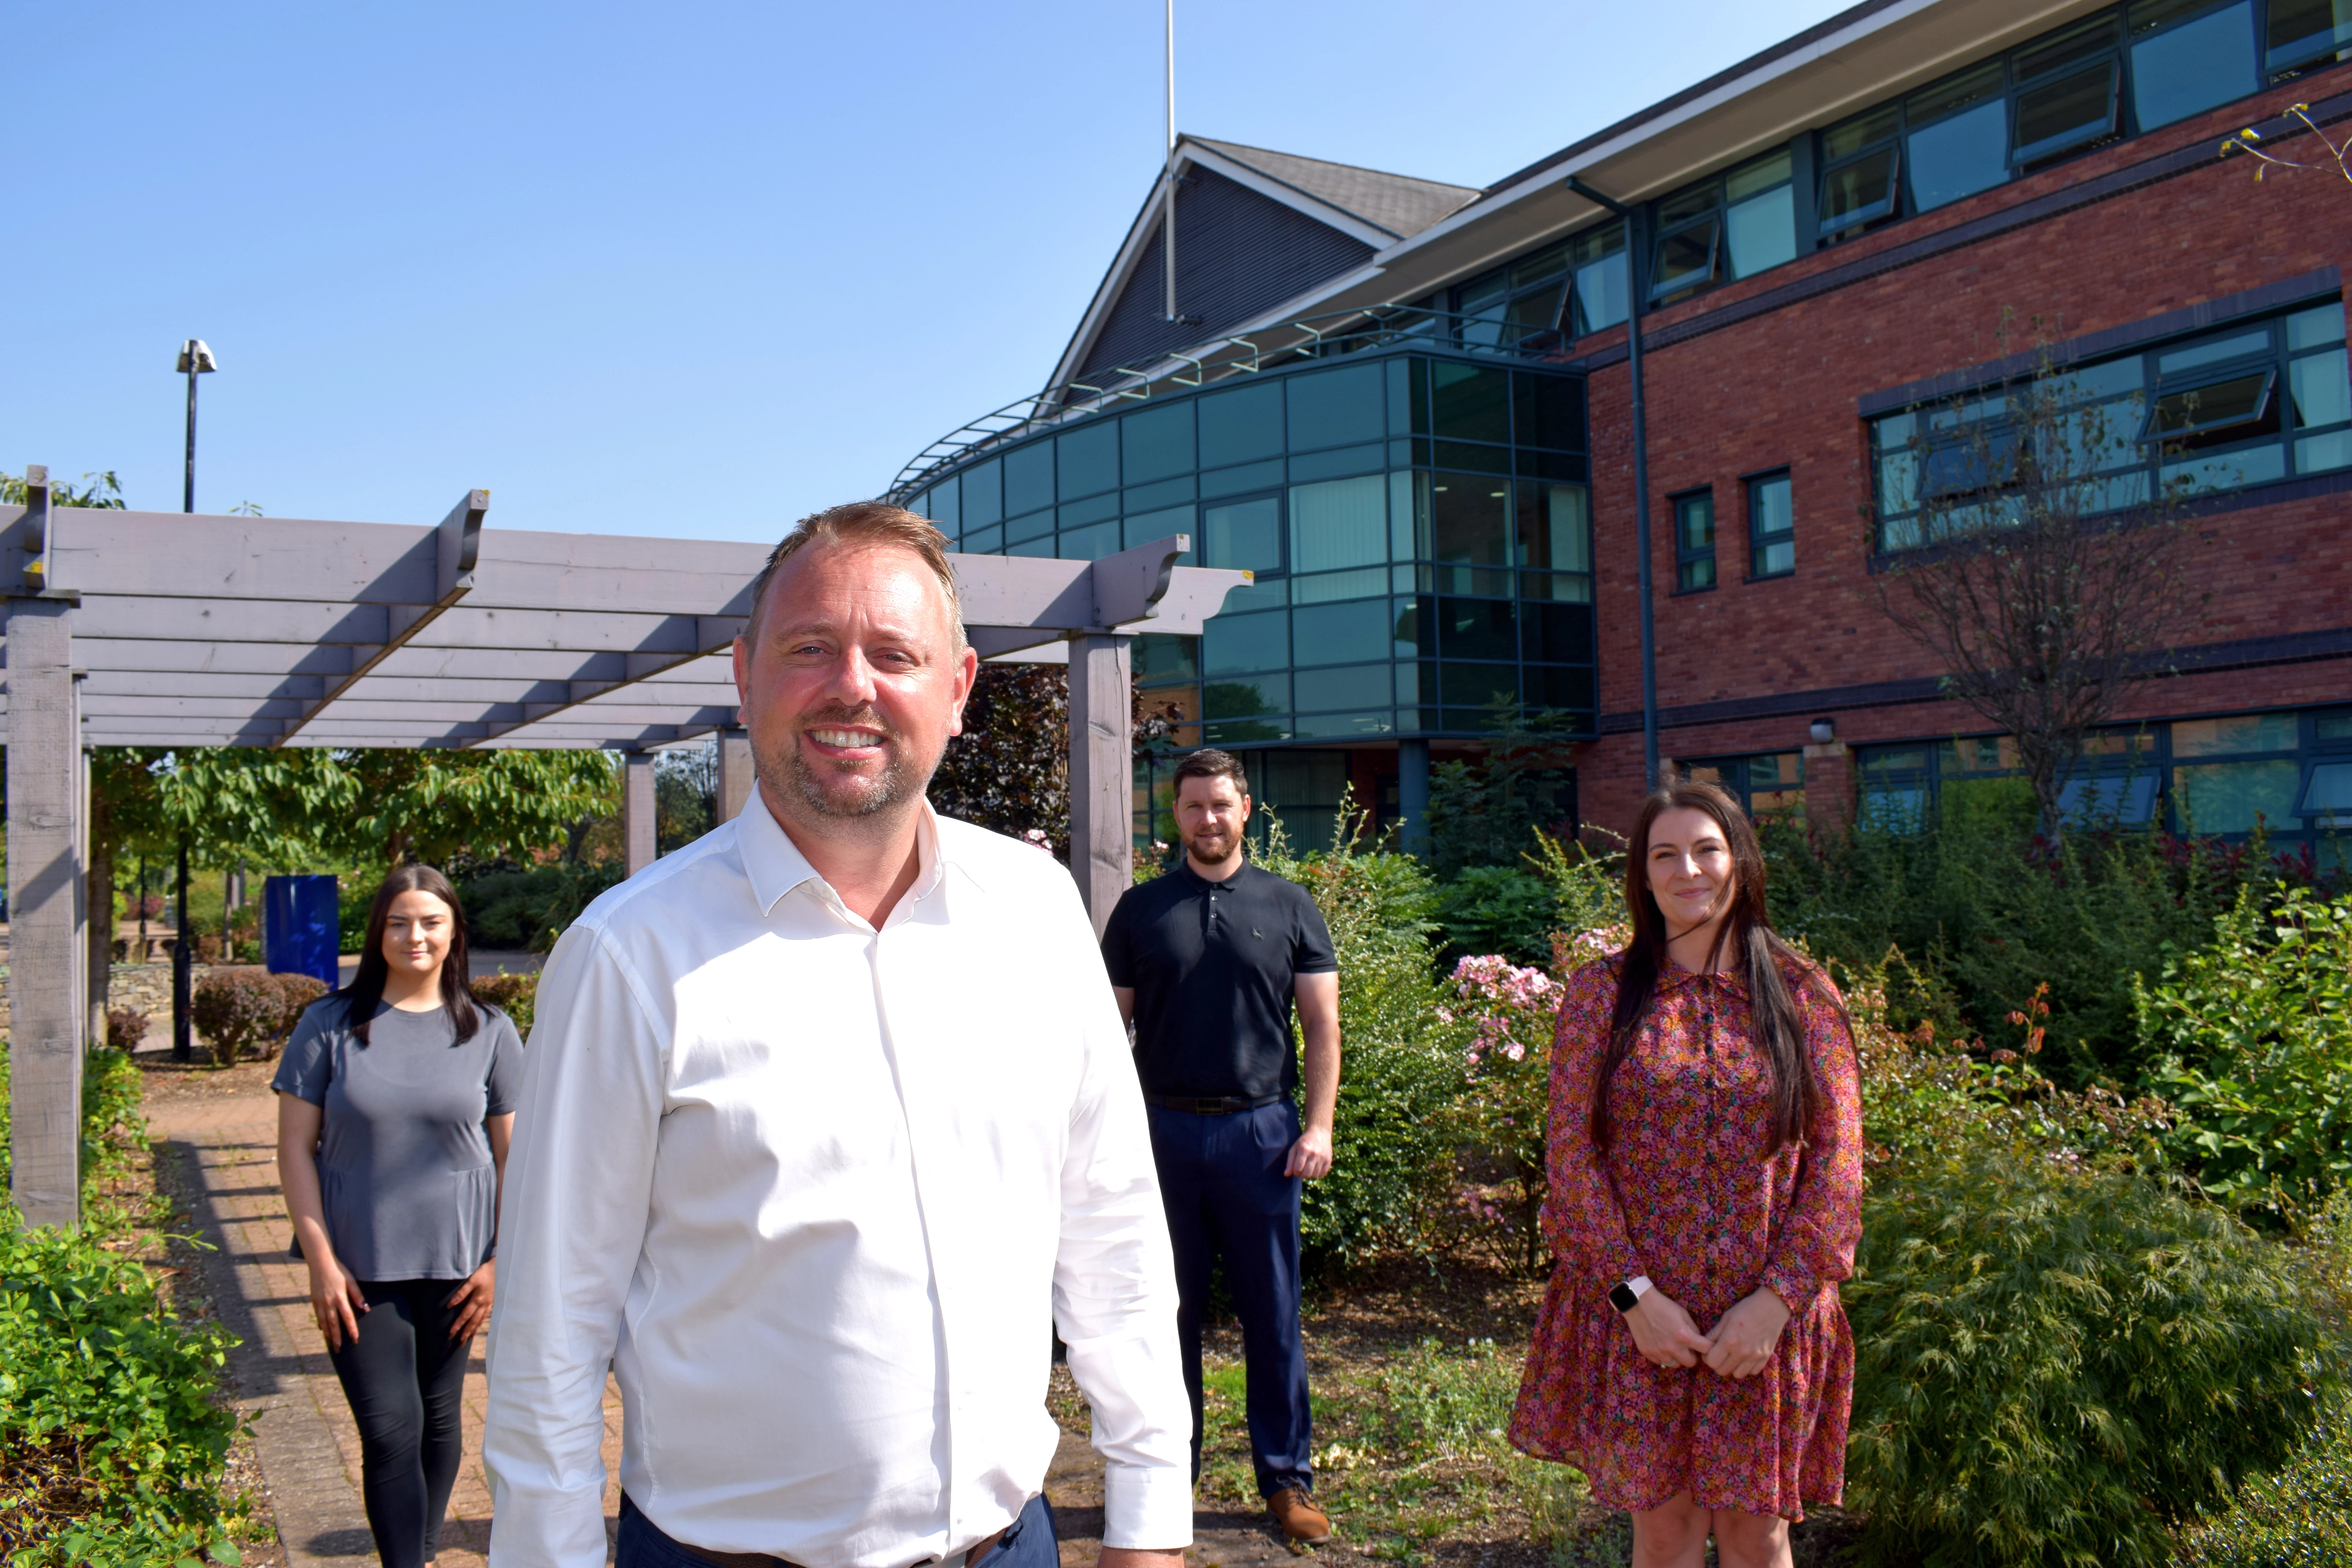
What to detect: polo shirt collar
<box><xmin>737</xmin><ymin>784</ymin><xmax>944</xmax><ymax>920</ymax></box>
<box><xmin>1176</xmin><ymin>855</ymin><xmax>1250</xmax><ymax>890</ymax></box>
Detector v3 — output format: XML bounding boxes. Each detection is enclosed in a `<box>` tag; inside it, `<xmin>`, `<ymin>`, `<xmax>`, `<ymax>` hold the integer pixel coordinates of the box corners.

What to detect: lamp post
<box><xmin>178</xmin><ymin>339</ymin><xmax>216</xmax><ymax>514</ymax></box>
<box><xmin>172</xmin><ymin>339</ymin><xmax>213</xmax><ymax>1061</ymax></box>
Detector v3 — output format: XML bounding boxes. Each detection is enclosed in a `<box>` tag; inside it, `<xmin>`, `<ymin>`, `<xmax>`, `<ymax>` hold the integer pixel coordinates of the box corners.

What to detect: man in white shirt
<box><xmin>481</xmin><ymin>503</ymin><xmax>1192</xmax><ymax>1568</ymax></box>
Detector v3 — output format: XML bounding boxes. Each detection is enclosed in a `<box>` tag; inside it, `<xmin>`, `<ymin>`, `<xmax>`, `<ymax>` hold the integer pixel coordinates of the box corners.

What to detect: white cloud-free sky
<box><xmin>9</xmin><ymin>1</ymin><xmax>1854</xmax><ymax>539</ymax></box>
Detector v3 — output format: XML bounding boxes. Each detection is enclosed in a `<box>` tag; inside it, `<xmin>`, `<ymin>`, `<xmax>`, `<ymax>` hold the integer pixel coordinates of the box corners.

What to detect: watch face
<box><xmin>1609</xmin><ymin>1281</ymin><xmax>1639</xmax><ymax>1313</ymax></box>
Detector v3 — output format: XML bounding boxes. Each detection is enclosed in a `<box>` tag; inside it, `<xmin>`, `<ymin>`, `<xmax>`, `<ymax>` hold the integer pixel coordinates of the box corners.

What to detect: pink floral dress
<box><xmin>1508</xmin><ymin>955</ymin><xmax>1863</xmax><ymax>1520</ymax></box>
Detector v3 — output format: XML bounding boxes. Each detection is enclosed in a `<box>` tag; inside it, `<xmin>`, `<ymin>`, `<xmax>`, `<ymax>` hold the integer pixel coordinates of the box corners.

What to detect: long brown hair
<box><xmin>337</xmin><ymin>864</ymin><xmax>481</xmax><ymax>1046</ymax></box>
<box><xmin>1592</xmin><ymin>780</ymin><xmax>1817</xmax><ymax>1154</ymax></box>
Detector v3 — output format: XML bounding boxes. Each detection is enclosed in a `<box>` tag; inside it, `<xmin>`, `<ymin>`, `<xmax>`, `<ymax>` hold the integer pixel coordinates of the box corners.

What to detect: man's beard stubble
<box><xmin>756</xmin><ymin>706</ymin><xmax>933</xmax><ymax>821</ymax></box>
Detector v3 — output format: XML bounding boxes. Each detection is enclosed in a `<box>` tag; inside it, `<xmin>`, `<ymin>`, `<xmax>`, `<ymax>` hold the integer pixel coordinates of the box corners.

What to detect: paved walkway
<box><xmin>148</xmin><ymin>1070</ymin><xmax>1292</xmax><ymax>1568</ymax></box>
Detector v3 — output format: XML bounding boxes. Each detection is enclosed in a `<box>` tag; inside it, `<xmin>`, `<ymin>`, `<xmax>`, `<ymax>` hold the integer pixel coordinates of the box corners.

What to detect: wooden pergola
<box><xmin>2</xmin><ymin>468</ymin><xmax>1245</xmax><ymax>1228</ymax></box>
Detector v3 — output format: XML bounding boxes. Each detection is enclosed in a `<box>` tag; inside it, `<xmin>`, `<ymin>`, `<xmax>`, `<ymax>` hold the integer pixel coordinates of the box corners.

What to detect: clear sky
<box><xmin>10</xmin><ymin>1</ymin><xmax>1854</xmax><ymax>540</ymax></box>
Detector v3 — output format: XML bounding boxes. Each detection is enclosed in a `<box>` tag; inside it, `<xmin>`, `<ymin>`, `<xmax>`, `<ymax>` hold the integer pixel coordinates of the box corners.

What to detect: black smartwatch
<box><xmin>1608</xmin><ymin>1277</ymin><xmax>1651</xmax><ymax>1314</ymax></box>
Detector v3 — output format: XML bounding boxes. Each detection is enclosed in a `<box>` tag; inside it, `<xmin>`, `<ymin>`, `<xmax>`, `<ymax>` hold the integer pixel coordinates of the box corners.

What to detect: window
<box><xmin>1682</xmin><ymin>753</ymin><xmax>1805</xmax><ymax>817</ymax></box>
<box><xmin>2269</xmin><ymin>0</ymin><xmax>2352</xmax><ymax>73</ymax></box>
<box><xmin>1651</xmin><ymin>152</ymin><xmax>1796</xmax><ymax>301</ymax></box>
<box><xmin>2011</xmin><ymin>16</ymin><xmax>2123</xmax><ymax>165</ymax></box>
<box><xmin>1517</xmin><ymin>483</ymin><xmax>1593</xmax><ymax>602</ymax></box>
<box><xmin>1747</xmin><ymin>472</ymin><xmax>1794</xmax><ymax>577</ymax></box>
<box><xmin>2130</xmin><ymin>0</ymin><xmax>2258</xmax><ymax>130</ymax></box>
<box><xmin>1819</xmin><ymin>107</ymin><xmax>1902</xmax><ymax>240</ymax></box>
<box><xmin>1907</xmin><ymin>64</ymin><xmax>2012</xmax><ymax>211</ymax></box>
<box><xmin>1871</xmin><ymin>299</ymin><xmax>2352</xmax><ymax>550</ymax></box>
<box><xmin>1570</xmin><ymin>224</ymin><xmax>1630</xmax><ymax>336</ymax></box>
<box><xmin>1673</xmin><ymin>491</ymin><xmax>1716</xmax><ymax>591</ymax></box>
<box><xmin>1203</xmin><ymin>494</ymin><xmax>1283</xmax><ymax>576</ymax></box>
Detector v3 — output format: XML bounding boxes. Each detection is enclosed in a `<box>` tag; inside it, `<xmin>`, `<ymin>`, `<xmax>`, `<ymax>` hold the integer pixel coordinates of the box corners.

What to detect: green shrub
<box><xmin>472</xmin><ymin>971</ymin><xmax>538</xmax><ymax>1040</ymax></box>
<box><xmin>1762</xmin><ymin>806</ymin><xmax>2285</xmax><ymax>1087</ymax></box>
<box><xmin>2174</xmin><ymin>1408</ymin><xmax>2352</xmax><ymax>1567</ymax></box>
<box><xmin>2141</xmin><ymin>886</ymin><xmax>2352</xmax><ymax>1211</ymax></box>
<box><xmin>1254</xmin><ymin>804</ymin><xmax>1468</xmax><ymax>1272</ymax></box>
<box><xmin>458</xmin><ymin>860</ymin><xmax>622</xmax><ymax>951</ymax></box>
<box><xmin>1434</xmin><ymin>865</ymin><xmax>1558</xmax><ymax>967</ymax></box>
<box><xmin>190</xmin><ymin>968</ymin><xmax>327</xmax><ymax>1065</ymax></box>
<box><xmin>1844</xmin><ymin>1147</ymin><xmax>2329</xmax><ymax>1568</ymax></box>
<box><xmin>0</xmin><ymin>1048</ymin><xmax>248</xmax><ymax>1566</ymax></box>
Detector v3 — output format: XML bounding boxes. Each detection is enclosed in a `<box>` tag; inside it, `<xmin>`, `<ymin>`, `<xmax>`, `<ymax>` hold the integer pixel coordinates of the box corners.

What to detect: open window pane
<box><xmin>2012</xmin><ymin>61</ymin><xmax>2118</xmax><ymax>163</ymax></box>
<box><xmin>1653</xmin><ymin>218</ymin><xmax>1721</xmax><ymax>296</ymax></box>
<box><xmin>1821</xmin><ymin>147</ymin><xmax>1900</xmax><ymax>235</ymax></box>
<box><xmin>2298</xmin><ymin>759</ymin><xmax>2352</xmax><ymax>820</ymax></box>
<box><xmin>1909</xmin><ymin>98</ymin><xmax>2010</xmax><ymax>210</ymax></box>
<box><xmin>2143</xmin><ymin>370</ymin><xmax>2278</xmax><ymax>442</ymax></box>
<box><xmin>2130</xmin><ymin>1</ymin><xmax>2256</xmax><ymax>130</ymax></box>
<box><xmin>2268</xmin><ymin>0</ymin><xmax>2352</xmax><ymax>69</ymax></box>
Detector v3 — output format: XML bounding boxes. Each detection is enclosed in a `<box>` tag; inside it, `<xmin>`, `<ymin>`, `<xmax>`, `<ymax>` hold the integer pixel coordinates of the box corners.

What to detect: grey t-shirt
<box><xmin>273</xmin><ymin>996</ymin><xmax>524</xmax><ymax>1283</ymax></box>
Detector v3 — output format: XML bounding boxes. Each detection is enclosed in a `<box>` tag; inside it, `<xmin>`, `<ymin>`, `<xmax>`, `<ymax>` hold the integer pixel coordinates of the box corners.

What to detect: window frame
<box><xmin>1671</xmin><ymin>488</ymin><xmax>1718</xmax><ymax>593</ymax></box>
<box><xmin>1745</xmin><ymin>469</ymin><xmax>1796</xmax><ymax>579</ymax></box>
<box><xmin>1648</xmin><ymin>151</ymin><xmax>1796</xmax><ymax>303</ymax></box>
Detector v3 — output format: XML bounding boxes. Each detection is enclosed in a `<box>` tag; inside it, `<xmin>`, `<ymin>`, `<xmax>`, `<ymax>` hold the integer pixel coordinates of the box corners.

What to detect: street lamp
<box><xmin>172</xmin><ymin>338</ymin><xmax>215</xmax><ymax>1060</ymax></box>
<box><xmin>177</xmin><ymin>339</ymin><xmax>217</xmax><ymax>515</ymax></box>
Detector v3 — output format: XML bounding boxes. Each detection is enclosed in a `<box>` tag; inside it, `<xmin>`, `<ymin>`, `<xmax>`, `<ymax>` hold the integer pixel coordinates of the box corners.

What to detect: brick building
<box><xmin>891</xmin><ymin>0</ymin><xmax>2352</xmax><ymax>864</ymax></box>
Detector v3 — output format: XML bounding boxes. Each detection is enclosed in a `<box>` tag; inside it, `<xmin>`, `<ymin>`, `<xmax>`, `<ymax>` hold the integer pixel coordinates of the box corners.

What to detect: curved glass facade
<box><xmin>907</xmin><ymin>347</ymin><xmax>1596</xmax><ymax>755</ymax></box>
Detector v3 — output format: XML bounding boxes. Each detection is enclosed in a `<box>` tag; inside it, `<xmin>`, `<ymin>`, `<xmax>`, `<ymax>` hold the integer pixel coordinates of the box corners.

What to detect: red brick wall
<box><xmin>1570</xmin><ymin>66</ymin><xmax>2352</xmax><ymax>836</ymax></box>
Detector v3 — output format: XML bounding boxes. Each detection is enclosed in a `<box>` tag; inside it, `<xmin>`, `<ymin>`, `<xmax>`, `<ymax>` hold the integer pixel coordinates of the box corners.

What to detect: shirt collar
<box><xmin>1659</xmin><ymin>955</ymin><xmax>1748</xmax><ymax>995</ymax></box>
<box><xmin>737</xmin><ymin>785</ymin><xmax>944</xmax><ymax>923</ymax></box>
<box><xmin>1176</xmin><ymin>855</ymin><xmax>1249</xmax><ymax>890</ymax></box>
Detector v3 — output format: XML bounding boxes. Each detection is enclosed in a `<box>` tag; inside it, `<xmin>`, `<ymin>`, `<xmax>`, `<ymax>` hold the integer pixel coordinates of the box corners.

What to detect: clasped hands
<box><xmin>1622</xmin><ymin>1285</ymin><xmax>1789</xmax><ymax>1379</ymax></box>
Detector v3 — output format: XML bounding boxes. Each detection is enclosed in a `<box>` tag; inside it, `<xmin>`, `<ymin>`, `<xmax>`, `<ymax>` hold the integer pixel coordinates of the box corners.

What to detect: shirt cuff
<box><xmin>1102</xmin><ymin>1459</ymin><xmax>1193</xmax><ymax>1550</ymax></box>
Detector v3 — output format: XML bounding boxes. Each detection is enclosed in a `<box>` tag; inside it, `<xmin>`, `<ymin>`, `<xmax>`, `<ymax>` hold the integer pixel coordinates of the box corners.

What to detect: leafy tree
<box><xmin>929</xmin><ymin>662</ymin><xmax>1069</xmax><ymax>855</ymax></box>
<box><xmin>1420</xmin><ymin>697</ymin><xmax>1579</xmax><ymax>880</ymax></box>
<box><xmin>1871</xmin><ymin>338</ymin><xmax>2200</xmax><ymax>841</ymax></box>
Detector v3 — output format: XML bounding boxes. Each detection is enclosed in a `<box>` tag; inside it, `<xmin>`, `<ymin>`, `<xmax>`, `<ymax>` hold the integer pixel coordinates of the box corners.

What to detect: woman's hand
<box><xmin>445</xmin><ymin>1257</ymin><xmax>496</xmax><ymax>1342</ymax></box>
<box><xmin>1703</xmin><ymin>1287</ymin><xmax>1791</xmax><ymax>1379</ymax></box>
<box><xmin>307</xmin><ymin>1254</ymin><xmax>368</xmax><ymax>1351</ymax></box>
<box><xmin>1623</xmin><ymin>1289</ymin><xmax>1714</xmax><ymax>1369</ymax></box>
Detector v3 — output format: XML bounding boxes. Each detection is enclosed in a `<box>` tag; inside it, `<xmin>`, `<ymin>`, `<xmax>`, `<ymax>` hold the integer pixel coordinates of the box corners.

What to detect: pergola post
<box><xmin>623</xmin><ymin>750</ymin><xmax>658</xmax><ymax>875</ymax></box>
<box><xmin>717</xmin><ymin>727</ymin><xmax>755</xmax><ymax>824</ymax></box>
<box><xmin>7</xmin><ymin>586</ymin><xmax>86</xmax><ymax>1229</ymax></box>
<box><xmin>1065</xmin><ymin>632</ymin><xmax>1132</xmax><ymax>938</ymax></box>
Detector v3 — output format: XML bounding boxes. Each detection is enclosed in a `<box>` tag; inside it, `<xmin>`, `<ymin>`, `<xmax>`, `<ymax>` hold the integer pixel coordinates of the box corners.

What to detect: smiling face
<box><xmin>732</xmin><ymin>540</ymin><xmax>976</xmax><ymax>834</ymax></box>
<box><xmin>1644</xmin><ymin>804</ymin><xmax>1735</xmax><ymax>940</ymax></box>
<box><xmin>381</xmin><ymin>888</ymin><xmax>456</xmax><ymax>985</ymax></box>
<box><xmin>1174</xmin><ymin>771</ymin><xmax>1252</xmax><ymax>870</ymax></box>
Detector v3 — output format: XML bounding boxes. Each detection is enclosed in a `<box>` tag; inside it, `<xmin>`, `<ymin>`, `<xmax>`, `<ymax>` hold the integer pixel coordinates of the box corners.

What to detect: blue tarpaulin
<box><xmin>264</xmin><ymin>875</ymin><xmax>341</xmax><ymax>989</ymax></box>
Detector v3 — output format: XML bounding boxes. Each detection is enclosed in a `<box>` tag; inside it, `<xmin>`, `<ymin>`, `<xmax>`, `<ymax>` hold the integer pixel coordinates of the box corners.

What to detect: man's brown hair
<box><xmin>1171</xmin><ymin>747</ymin><xmax>1249</xmax><ymax>797</ymax></box>
<box><xmin>746</xmin><ymin>501</ymin><xmax>965</xmax><ymax>650</ymax></box>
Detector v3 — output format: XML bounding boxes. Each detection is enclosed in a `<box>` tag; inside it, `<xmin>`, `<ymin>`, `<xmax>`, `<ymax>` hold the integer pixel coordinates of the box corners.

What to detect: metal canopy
<box><xmin>0</xmin><ymin>489</ymin><xmax>1244</xmax><ymax>752</ymax></box>
<box><xmin>2</xmin><ymin>473</ymin><xmax>1247</xmax><ymax>1229</ymax></box>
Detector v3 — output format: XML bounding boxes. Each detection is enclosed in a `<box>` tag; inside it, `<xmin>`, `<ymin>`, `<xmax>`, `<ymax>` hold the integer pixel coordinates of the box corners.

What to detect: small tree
<box><xmin>1871</xmin><ymin>341</ymin><xmax>2201</xmax><ymax>841</ymax></box>
<box><xmin>929</xmin><ymin>662</ymin><xmax>1070</xmax><ymax>855</ymax></box>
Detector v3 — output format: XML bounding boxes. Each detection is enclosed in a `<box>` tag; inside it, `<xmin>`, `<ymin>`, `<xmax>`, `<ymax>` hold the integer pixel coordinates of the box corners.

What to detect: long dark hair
<box><xmin>338</xmin><ymin>864</ymin><xmax>480</xmax><ymax>1046</ymax></box>
<box><xmin>1592</xmin><ymin>780</ymin><xmax>1818</xmax><ymax>1154</ymax></box>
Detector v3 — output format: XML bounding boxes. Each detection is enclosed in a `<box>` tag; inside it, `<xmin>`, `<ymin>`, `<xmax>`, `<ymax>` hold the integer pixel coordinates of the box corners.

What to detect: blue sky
<box><xmin>10</xmin><ymin>1</ymin><xmax>1852</xmax><ymax>540</ymax></box>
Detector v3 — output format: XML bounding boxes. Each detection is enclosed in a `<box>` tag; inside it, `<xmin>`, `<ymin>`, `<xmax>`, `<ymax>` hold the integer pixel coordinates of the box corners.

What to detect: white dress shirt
<box><xmin>481</xmin><ymin>795</ymin><xmax>1191</xmax><ymax>1568</ymax></box>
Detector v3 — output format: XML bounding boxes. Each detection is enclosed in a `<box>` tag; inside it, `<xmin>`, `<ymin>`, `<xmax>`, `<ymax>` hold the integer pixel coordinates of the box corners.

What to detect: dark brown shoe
<box><xmin>1269</xmin><ymin>1484</ymin><xmax>1332</xmax><ymax>1545</ymax></box>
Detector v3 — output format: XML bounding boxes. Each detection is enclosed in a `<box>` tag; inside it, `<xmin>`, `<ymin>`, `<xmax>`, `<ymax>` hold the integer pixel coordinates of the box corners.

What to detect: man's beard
<box><xmin>763</xmin><ymin>708</ymin><xmax>928</xmax><ymax>820</ymax></box>
<box><xmin>1181</xmin><ymin>825</ymin><xmax>1237</xmax><ymax>861</ymax></box>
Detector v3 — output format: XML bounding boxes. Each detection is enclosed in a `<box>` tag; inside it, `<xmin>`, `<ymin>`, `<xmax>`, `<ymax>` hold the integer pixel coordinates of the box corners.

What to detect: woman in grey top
<box><xmin>274</xmin><ymin>864</ymin><xmax>523</xmax><ymax>1568</ymax></box>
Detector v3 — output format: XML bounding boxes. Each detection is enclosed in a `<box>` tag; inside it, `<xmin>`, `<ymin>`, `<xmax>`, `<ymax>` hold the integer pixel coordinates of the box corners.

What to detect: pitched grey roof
<box><xmin>1191</xmin><ymin>138</ymin><xmax>1477</xmax><ymax>241</ymax></box>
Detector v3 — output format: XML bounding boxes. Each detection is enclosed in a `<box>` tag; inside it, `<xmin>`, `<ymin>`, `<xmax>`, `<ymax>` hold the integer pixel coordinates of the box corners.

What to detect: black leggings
<box><xmin>327</xmin><ymin>1278</ymin><xmax>472</xmax><ymax>1568</ymax></box>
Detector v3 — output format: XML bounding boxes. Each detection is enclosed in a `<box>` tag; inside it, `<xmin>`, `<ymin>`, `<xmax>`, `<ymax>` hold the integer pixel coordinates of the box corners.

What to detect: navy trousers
<box><xmin>616</xmin><ymin>1490</ymin><xmax>1056</xmax><ymax>1568</ymax></box>
<box><xmin>1146</xmin><ymin>1098</ymin><xmax>1313</xmax><ymax>1499</ymax></box>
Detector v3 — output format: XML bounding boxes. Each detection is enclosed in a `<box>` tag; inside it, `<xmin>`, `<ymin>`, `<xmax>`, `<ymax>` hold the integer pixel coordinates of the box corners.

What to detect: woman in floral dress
<box><xmin>1510</xmin><ymin>780</ymin><xmax>1862</xmax><ymax>1568</ymax></box>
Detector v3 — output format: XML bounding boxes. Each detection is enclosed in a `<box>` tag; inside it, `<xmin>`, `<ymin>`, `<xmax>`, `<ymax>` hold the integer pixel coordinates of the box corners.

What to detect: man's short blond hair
<box><xmin>747</xmin><ymin>501</ymin><xmax>965</xmax><ymax>651</ymax></box>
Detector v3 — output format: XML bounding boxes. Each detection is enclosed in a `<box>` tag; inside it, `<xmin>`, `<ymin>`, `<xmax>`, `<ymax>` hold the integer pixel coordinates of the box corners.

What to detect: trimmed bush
<box><xmin>1844</xmin><ymin>1146</ymin><xmax>2329</xmax><ymax>1568</ymax></box>
<box><xmin>103</xmin><ymin>1007</ymin><xmax>150</xmax><ymax>1052</ymax></box>
<box><xmin>190</xmin><ymin>968</ymin><xmax>328</xmax><ymax>1065</ymax></box>
<box><xmin>472</xmin><ymin>971</ymin><xmax>537</xmax><ymax>1040</ymax></box>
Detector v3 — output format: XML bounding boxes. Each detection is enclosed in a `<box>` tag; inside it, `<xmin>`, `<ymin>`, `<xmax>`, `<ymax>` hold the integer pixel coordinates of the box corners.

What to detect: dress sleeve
<box><xmin>1760</xmin><ymin>973</ymin><xmax>1865</xmax><ymax>1311</ymax></box>
<box><xmin>1543</xmin><ymin>962</ymin><xmax>1647</xmax><ymax>1284</ymax></box>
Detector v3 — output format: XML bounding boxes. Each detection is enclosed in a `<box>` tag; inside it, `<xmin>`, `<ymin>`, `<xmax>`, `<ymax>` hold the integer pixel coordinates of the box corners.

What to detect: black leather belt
<box><xmin>1144</xmin><ymin>1092</ymin><xmax>1285</xmax><ymax>1115</ymax></box>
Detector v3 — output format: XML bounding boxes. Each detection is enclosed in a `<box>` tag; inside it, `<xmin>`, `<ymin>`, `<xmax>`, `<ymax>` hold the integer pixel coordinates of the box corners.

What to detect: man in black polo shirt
<box><xmin>1101</xmin><ymin>748</ymin><xmax>1341</xmax><ymax>1547</ymax></box>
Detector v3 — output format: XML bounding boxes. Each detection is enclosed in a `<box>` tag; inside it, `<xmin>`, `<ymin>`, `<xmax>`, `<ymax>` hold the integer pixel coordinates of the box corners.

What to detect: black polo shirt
<box><xmin>1101</xmin><ymin>858</ymin><xmax>1338</xmax><ymax>1100</ymax></box>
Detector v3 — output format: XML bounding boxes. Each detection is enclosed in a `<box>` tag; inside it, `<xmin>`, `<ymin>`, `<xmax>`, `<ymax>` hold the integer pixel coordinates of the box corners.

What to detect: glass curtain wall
<box><xmin>907</xmin><ymin>349</ymin><xmax>1597</xmax><ymax>751</ymax></box>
